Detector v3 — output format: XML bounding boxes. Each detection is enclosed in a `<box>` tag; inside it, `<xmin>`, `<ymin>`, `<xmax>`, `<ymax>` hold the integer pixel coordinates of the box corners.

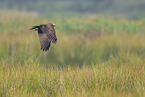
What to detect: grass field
<box><xmin>0</xmin><ymin>11</ymin><xmax>145</xmax><ymax>97</ymax></box>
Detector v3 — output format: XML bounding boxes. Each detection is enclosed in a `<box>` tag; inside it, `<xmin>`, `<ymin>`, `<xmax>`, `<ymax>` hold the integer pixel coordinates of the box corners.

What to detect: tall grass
<box><xmin>0</xmin><ymin>10</ymin><xmax>145</xmax><ymax>97</ymax></box>
<box><xmin>0</xmin><ymin>62</ymin><xmax>144</xmax><ymax>97</ymax></box>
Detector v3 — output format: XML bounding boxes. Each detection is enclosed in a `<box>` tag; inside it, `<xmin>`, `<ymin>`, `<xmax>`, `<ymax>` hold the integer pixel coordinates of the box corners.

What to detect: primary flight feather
<box><xmin>30</xmin><ymin>23</ymin><xmax>57</xmax><ymax>51</ymax></box>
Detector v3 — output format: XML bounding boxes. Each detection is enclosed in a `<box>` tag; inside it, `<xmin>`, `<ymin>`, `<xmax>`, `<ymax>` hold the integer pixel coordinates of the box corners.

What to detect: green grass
<box><xmin>0</xmin><ymin>62</ymin><xmax>144</xmax><ymax>97</ymax></box>
<box><xmin>0</xmin><ymin>10</ymin><xmax>145</xmax><ymax>97</ymax></box>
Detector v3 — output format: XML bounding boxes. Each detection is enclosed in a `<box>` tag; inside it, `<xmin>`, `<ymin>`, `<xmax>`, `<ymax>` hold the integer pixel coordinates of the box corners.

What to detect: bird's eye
<box><xmin>53</xmin><ymin>24</ymin><xmax>56</xmax><ymax>28</ymax></box>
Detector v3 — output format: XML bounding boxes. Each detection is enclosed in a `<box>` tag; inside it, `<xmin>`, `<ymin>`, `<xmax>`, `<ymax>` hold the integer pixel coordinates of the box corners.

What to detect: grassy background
<box><xmin>0</xmin><ymin>11</ymin><xmax>145</xmax><ymax>97</ymax></box>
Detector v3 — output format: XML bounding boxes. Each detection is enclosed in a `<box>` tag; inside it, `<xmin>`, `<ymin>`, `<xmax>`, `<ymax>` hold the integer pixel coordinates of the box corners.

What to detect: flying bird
<box><xmin>30</xmin><ymin>23</ymin><xmax>57</xmax><ymax>51</ymax></box>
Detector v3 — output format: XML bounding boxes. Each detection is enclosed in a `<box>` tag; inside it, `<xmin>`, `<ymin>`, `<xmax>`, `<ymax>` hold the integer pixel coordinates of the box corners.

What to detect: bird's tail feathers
<box><xmin>30</xmin><ymin>26</ymin><xmax>39</xmax><ymax>30</ymax></box>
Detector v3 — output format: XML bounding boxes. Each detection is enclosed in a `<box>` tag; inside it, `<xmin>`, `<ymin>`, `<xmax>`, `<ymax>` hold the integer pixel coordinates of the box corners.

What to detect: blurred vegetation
<box><xmin>0</xmin><ymin>0</ymin><xmax>145</xmax><ymax>19</ymax></box>
<box><xmin>0</xmin><ymin>10</ymin><xmax>145</xmax><ymax>65</ymax></box>
<box><xmin>0</xmin><ymin>11</ymin><xmax>145</xmax><ymax>96</ymax></box>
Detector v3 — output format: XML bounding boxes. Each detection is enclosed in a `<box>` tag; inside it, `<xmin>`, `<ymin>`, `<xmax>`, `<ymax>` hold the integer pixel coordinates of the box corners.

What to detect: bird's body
<box><xmin>30</xmin><ymin>23</ymin><xmax>57</xmax><ymax>51</ymax></box>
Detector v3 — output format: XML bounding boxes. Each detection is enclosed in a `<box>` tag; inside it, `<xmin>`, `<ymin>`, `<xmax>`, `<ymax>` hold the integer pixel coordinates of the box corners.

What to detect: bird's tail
<box><xmin>30</xmin><ymin>26</ymin><xmax>39</xmax><ymax>30</ymax></box>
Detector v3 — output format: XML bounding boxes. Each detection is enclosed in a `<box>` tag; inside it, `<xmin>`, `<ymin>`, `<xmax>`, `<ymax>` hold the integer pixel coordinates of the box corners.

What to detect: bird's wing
<box><xmin>39</xmin><ymin>25</ymin><xmax>57</xmax><ymax>43</ymax></box>
<box><xmin>30</xmin><ymin>26</ymin><xmax>39</xmax><ymax>30</ymax></box>
<box><xmin>38</xmin><ymin>31</ymin><xmax>51</xmax><ymax>51</ymax></box>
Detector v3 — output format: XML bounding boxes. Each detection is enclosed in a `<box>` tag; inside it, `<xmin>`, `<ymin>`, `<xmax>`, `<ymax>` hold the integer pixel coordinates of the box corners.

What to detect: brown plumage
<box><xmin>30</xmin><ymin>23</ymin><xmax>57</xmax><ymax>51</ymax></box>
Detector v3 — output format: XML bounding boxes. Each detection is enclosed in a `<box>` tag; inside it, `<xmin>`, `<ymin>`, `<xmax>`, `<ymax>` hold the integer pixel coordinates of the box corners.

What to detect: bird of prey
<box><xmin>30</xmin><ymin>23</ymin><xmax>57</xmax><ymax>51</ymax></box>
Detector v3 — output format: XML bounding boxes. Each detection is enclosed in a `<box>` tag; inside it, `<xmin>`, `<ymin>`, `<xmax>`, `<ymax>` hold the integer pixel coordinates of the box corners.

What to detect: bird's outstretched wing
<box><xmin>38</xmin><ymin>32</ymin><xmax>51</xmax><ymax>51</ymax></box>
<box><xmin>30</xmin><ymin>26</ymin><xmax>39</xmax><ymax>30</ymax></box>
<box><xmin>37</xmin><ymin>24</ymin><xmax>57</xmax><ymax>51</ymax></box>
<box><xmin>39</xmin><ymin>24</ymin><xmax>57</xmax><ymax>43</ymax></box>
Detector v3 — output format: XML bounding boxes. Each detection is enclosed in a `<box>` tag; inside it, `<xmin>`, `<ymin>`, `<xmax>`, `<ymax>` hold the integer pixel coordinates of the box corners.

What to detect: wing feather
<box><xmin>38</xmin><ymin>33</ymin><xmax>51</xmax><ymax>51</ymax></box>
<box><xmin>39</xmin><ymin>24</ymin><xmax>57</xmax><ymax>43</ymax></box>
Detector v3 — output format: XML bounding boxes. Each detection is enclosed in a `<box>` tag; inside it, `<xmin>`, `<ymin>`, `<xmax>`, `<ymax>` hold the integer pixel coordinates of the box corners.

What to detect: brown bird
<box><xmin>30</xmin><ymin>23</ymin><xmax>57</xmax><ymax>51</ymax></box>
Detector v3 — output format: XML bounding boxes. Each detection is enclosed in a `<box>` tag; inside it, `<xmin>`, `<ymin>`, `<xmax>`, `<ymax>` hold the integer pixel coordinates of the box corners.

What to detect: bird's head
<box><xmin>47</xmin><ymin>23</ymin><xmax>56</xmax><ymax>29</ymax></box>
<box><xmin>52</xmin><ymin>24</ymin><xmax>56</xmax><ymax>28</ymax></box>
